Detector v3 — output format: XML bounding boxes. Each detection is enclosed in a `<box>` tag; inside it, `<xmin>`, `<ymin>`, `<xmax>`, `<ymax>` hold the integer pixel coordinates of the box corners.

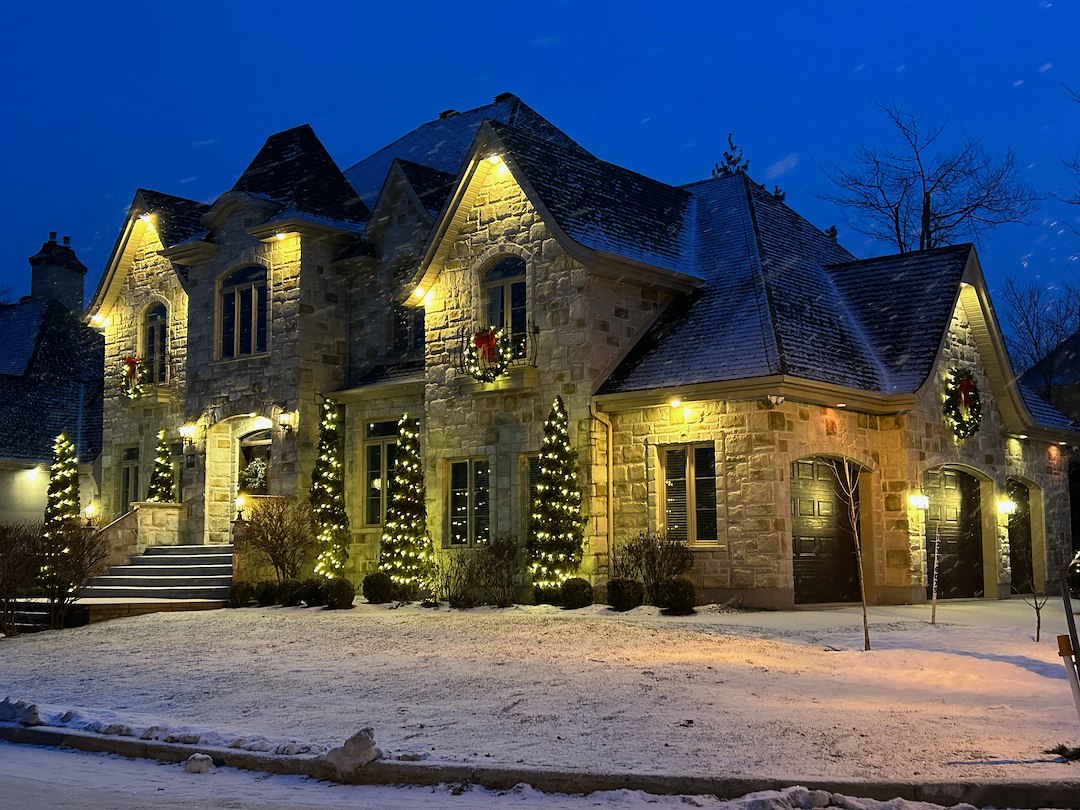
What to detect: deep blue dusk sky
<box><xmin>1</xmin><ymin>1</ymin><xmax>1077</xmax><ymax>306</ymax></box>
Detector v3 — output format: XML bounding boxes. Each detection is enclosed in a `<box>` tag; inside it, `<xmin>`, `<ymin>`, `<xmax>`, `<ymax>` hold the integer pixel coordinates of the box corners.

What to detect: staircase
<box><xmin>80</xmin><ymin>544</ymin><xmax>233</xmax><ymax>601</ymax></box>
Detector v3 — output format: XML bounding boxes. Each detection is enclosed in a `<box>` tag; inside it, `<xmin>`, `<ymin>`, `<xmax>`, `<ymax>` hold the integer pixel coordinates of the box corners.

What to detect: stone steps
<box><xmin>80</xmin><ymin>544</ymin><xmax>233</xmax><ymax>601</ymax></box>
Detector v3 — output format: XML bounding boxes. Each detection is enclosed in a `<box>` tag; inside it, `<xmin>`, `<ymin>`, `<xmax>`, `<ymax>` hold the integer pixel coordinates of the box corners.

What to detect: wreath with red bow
<box><xmin>120</xmin><ymin>355</ymin><xmax>151</xmax><ymax>400</ymax></box>
<box><xmin>943</xmin><ymin>367</ymin><xmax>982</xmax><ymax>438</ymax></box>
<box><xmin>464</xmin><ymin>327</ymin><xmax>513</xmax><ymax>383</ymax></box>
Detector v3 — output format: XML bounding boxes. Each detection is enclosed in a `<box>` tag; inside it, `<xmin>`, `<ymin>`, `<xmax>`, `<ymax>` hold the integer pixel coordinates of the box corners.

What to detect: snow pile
<box><xmin>183</xmin><ymin>752</ymin><xmax>215</xmax><ymax>774</ymax></box>
<box><xmin>0</xmin><ymin>696</ymin><xmax>324</xmax><ymax>756</ymax></box>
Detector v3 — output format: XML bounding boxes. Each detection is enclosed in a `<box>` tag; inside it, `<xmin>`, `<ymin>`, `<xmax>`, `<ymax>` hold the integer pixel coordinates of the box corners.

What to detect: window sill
<box><xmin>131</xmin><ymin>386</ymin><xmax>173</xmax><ymax>406</ymax></box>
<box><xmin>213</xmin><ymin>351</ymin><xmax>271</xmax><ymax>365</ymax></box>
<box><xmin>461</xmin><ymin>365</ymin><xmax>538</xmax><ymax>395</ymax></box>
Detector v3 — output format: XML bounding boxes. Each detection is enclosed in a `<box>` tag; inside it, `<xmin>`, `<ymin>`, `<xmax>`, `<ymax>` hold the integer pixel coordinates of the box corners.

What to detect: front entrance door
<box><xmin>1006</xmin><ymin>478</ymin><xmax>1034</xmax><ymax>594</ymax></box>
<box><xmin>924</xmin><ymin>467</ymin><xmax>983</xmax><ymax>599</ymax></box>
<box><xmin>791</xmin><ymin>457</ymin><xmax>860</xmax><ymax>604</ymax></box>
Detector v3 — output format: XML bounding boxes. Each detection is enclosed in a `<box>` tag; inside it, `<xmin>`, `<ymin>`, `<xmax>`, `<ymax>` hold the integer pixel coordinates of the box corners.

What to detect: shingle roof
<box><xmin>396</xmin><ymin>159</ymin><xmax>456</xmax><ymax>217</ymax></box>
<box><xmin>351</xmin><ymin>359</ymin><xmax>425</xmax><ymax>389</ymax></box>
<box><xmin>1019</xmin><ymin>383</ymin><xmax>1078</xmax><ymax>431</ymax></box>
<box><xmin>828</xmin><ymin>245</ymin><xmax>972</xmax><ymax>393</ymax></box>
<box><xmin>29</xmin><ymin>237</ymin><xmax>87</xmax><ymax>274</ymax></box>
<box><xmin>0</xmin><ymin>299</ymin><xmax>51</xmax><ymax>376</ymax></box>
<box><xmin>1021</xmin><ymin>330</ymin><xmax>1080</xmax><ymax>391</ymax></box>
<box><xmin>137</xmin><ymin>189</ymin><xmax>211</xmax><ymax>249</ymax></box>
<box><xmin>344</xmin><ymin>94</ymin><xmax>587</xmax><ymax>209</ymax></box>
<box><xmin>233</xmin><ymin>124</ymin><xmax>370</xmax><ymax>224</ymax></box>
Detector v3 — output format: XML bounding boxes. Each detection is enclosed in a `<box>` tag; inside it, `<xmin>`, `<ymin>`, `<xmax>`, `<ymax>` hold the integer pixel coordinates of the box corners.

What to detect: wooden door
<box><xmin>1006</xmin><ymin>478</ymin><xmax>1034</xmax><ymax>594</ymax></box>
<box><xmin>791</xmin><ymin>458</ymin><xmax>860</xmax><ymax>604</ymax></box>
<box><xmin>924</xmin><ymin>468</ymin><xmax>983</xmax><ymax>599</ymax></box>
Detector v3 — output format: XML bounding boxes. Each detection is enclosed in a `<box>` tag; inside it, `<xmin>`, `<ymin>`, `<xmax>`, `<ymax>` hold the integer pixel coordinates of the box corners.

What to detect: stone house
<box><xmin>86</xmin><ymin>93</ymin><xmax>1077</xmax><ymax>607</ymax></box>
<box><xmin>0</xmin><ymin>234</ymin><xmax>101</xmax><ymax>524</ymax></box>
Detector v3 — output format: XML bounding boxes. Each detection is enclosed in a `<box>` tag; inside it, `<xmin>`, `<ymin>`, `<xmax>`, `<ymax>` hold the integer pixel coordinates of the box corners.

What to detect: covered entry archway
<box><xmin>203</xmin><ymin>413</ymin><xmax>274</xmax><ymax>545</ymax></box>
<box><xmin>790</xmin><ymin>456</ymin><xmax>861</xmax><ymax>604</ymax></box>
<box><xmin>923</xmin><ymin>466</ymin><xmax>983</xmax><ymax>599</ymax></box>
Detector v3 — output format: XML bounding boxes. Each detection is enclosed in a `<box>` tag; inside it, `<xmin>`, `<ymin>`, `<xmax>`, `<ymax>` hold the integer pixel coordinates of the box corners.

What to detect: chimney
<box><xmin>28</xmin><ymin>231</ymin><xmax>87</xmax><ymax>312</ymax></box>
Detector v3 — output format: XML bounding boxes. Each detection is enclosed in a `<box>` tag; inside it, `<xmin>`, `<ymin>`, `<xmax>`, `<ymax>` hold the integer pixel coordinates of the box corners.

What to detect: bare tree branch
<box><xmin>1000</xmin><ymin>277</ymin><xmax>1080</xmax><ymax>395</ymax></box>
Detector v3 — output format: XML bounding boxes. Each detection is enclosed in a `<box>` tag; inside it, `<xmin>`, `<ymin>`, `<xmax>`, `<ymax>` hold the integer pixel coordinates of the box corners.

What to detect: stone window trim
<box><xmin>472</xmin><ymin>251</ymin><xmax>535</xmax><ymax>362</ymax></box>
<box><xmin>140</xmin><ymin>301</ymin><xmax>170</xmax><ymax>386</ymax></box>
<box><xmin>659</xmin><ymin>442</ymin><xmax>719</xmax><ymax>546</ymax></box>
<box><xmin>215</xmin><ymin>264</ymin><xmax>270</xmax><ymax>361</ymax></box>
<box><xmin>446</xmin><ymin>456</ymin><xmax>491</xmax><ymax>547</ymax></box>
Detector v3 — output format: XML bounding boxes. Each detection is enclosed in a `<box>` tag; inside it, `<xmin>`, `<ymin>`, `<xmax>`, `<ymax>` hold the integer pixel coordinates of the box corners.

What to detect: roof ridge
<box><xmin>740</xmin><ymin>174</ymin><xmax>787</xmax><ymax>376</ymax></box>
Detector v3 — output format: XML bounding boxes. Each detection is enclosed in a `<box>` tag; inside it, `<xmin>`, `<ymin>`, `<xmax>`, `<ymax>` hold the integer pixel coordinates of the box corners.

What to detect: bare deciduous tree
<box><xmin>820</xmin><ymin>103</ymin><xmax>1038</xmax><ymax>253</ymax></box>
<box><xmin>38</xmin><ymin>519</ymin><xmax>109</xmax><ymax>630</ymax></box>
<box><xmin>239</xmin><ymin>497</ymin><xmax>317</xmax><ymax>582</ymax></box>
<box><xmin>0</xmin><ymin>522</ymin><xmax>44</xmax><ymax>636</ymax></box>
<box><xmin>999</xmin><ymin>277</ymin><xmax>1080</xmax><ymax>395</ymax></box>
<box><xmin>825</xmin><ymin>456</ymin><xmax>872</xmax><ymax>652</ymax></box>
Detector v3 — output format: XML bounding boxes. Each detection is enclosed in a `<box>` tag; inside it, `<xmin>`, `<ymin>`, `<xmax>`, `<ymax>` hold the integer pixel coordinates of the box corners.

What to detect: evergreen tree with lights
<box><xmin>527</xmin><ymin>396</ymin><xmax>584</xmax><ymax>591</ymax></box>
<box><xmin>145</xmin><ymin>430</ymin><xmax>175</xmax><ymax>502</ymax></box>
<box><xmin>379</xmin><ymin>413</ymin><xmax>432</xmax><ymax>599</ymax></box>
<box><xmin>311</xmin><ymin>399</ymin><xmax>350</xmax><ymax>578</ymax></box>
<box><xmin>44</xmin><ymin>432</ymin><xmax>80</xmax><ymax>539</ymax></box>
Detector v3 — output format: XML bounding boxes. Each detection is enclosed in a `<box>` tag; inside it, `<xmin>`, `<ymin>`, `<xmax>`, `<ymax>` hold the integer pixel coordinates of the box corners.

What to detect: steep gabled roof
<box><xmin>344</xmin><ymin>93</ymin><xmax>587</xmax><ymax>209</ymax></box>
<box><xmin>233</xmin><ymin>124</ymin><xmax>369</xmax><ymax>224</ymax></box>
<box><xmin>396</xmin><ymin>159</ymin><xmax>456</xmax><ymax>217</ymax></box>
<box><xmin>136</xmin><ymin>189</ymin><xmax>211</xmax><ymax>248</ymax></box>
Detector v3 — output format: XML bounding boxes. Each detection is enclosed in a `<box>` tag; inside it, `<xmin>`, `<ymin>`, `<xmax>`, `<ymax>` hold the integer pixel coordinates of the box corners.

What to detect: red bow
<box><xmin>958</xmin><ymin>377</ymin><xmax>976</xmax><ymax>407</ymax></box>
<box><xmin>123</xmin><ymin>356</ymin><xmax>140</xmax><ymax>378</ymax></box>
<box><xmin>474</xmin><ymin>329</ymin><xmax>497</xmax><ymax>362</ymax></box>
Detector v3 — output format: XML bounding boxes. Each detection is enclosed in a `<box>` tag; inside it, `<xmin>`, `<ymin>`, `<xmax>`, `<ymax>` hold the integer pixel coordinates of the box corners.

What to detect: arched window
<box><xmin>220</xmin><ymin>266</ymin><xmax>268</xmax><ymax>358</ymax></box>
<box><xmin>482</xmin><ymin>257</ymin><xmax>526</xmax><ymax>358</ymax></box>
<box><xmin>143</xmin><ymin>303</ymin><xmax>168</xmax><ymax>384</ymax></box>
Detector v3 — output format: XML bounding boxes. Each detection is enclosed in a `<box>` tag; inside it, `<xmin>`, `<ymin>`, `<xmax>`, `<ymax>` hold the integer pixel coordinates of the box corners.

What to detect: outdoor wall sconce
<box><xmin>234</xmin><ymin>495</ymin><xmax>245</xmax><ymax>522</ymax></box>
<box><xmin>669</xmin><ymin>397</ymin><xmax>682</xmax><ymax>409</ymax></box>
<box><xmin>179</xmin><ymin>423</ymin><xmax>196</xmax><ymax>447</ymax></box>
<box><xmin>998</xmin><ymin>499</ymin><xmax>1018</xmax><ymax>515</ymax></box>
<box><xmin>278</xmin><ymin>411</ymin><xmax>295</xmax><ymax>434</ymax></box>
<box><xmin>908</xmin><ymin>493</ymin><xmax>930</xmax><ymax>510</ymax></box>
<box><xmin>84</xmin><ymin>501</ymin><xmax>97</xmax><ymax>527</ymax></box>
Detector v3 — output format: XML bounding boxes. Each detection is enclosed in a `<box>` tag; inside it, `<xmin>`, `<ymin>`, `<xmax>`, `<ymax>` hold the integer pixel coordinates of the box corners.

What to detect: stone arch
<box><xmin>469</xmin><ymin>245</ymin><xmax>534</xmax><ymax>326</ymax></box>
<box><xmin>201</xmin><ymin>413</ymin><xmax>275</xmax><ymax>545</ymax></box>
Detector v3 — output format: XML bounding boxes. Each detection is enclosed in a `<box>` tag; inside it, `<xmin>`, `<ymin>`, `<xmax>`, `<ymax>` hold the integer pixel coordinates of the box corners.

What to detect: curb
<box><xmin>1</xmin><ymin>723</ymin><xmax>1078</xmax><ymax>809</ymax></box>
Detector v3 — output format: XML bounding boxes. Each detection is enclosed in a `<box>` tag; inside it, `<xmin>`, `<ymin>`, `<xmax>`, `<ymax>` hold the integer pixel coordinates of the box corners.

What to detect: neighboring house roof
<box><xmin>0</xmin><ymin>299</ymin><xmax>103</xmax><ymax>463</ymax></box>
<box><xmin>1019</xmin><ymin>383</ymin><xmax>1078</xmax><ymax>431</ymax></box>
<box><xmin>137</xmin><ymin>189</ymin><xmax>211</xmax><ymax>249</ymax></box>
<box><xmin>1022</xmin><ymin>330</ymin><xmax>1080</xmax><ymax>391</ymax></box>
<box><xmin>233</xmin><ymin>124</ymin><xmax>370</xmax><ymax>224</ymax></box>
<box><xmin>344</xmin><ymin>93</ymin><xmax>587</xmax><ymax>209</ymax></box>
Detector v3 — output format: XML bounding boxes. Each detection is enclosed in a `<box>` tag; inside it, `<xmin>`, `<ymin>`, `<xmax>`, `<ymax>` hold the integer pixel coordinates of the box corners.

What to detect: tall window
<box><xmin>220</xmin><ymin>265</ymin><xmax>268</xmax><ymax>358</ymax></box>
<box><xmin>364</xmin><ymin>419</ymin><xmax>415</xmax><ymax>525</ymax></box>
<box><xmin>119</xmin><ymin>446</ymin><xmax>140</xmax><ymax>513</ymax></box>
<box><xmin>482</xmin><ymin>257</ymin><xmax>527</xmax><ymax>358</ymax></box>
<box><xmin>391</xmin><ymin>303</ymin><xmax>425</xmax><ymax>355</ymax></box>
<box><xmin>663</xmin><ymin>445</ymin><xmax>717</xmax><ymax>544</ymax></box>
<box><xmin>448</xmin><ymin>458</ymin><xmax>490</xmax><ymax>546</ymax></box>
<box><xmin>143</xmin><ymin>303</ymin><xmax>168</xmax><ymax>384</ymax></box>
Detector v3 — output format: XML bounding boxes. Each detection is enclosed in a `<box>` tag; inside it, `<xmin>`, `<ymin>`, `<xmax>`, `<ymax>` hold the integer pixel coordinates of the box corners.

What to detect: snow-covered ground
<box><xmin>1</xmin><ymin>599</ymin><xmax>1078</xmax><ymax>785</ymax></box>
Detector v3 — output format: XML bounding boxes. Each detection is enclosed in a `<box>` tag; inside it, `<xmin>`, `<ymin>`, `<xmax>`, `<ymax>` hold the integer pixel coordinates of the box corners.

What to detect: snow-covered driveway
<box><xmin>1</xmin><ymin>600</ymin><xmax>1077</xmax><ymax>782</ymax></box>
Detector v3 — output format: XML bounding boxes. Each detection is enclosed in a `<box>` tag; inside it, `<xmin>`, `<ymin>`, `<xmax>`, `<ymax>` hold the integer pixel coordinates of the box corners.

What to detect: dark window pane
<box><xmin>224</xmin><ymin>265</ymin><xmax>266</xmax><ymax>287</ymax></box>
<box><xmin>238</xmin><ymin>287</ymin><xmax>253</xmax><ymax>355</ymax></box>
<box><xmin>474</xmin><ymin>461</ymin><xmax>490</xmax><ymax>544</ymax></box>
<box><xmin>221</xmin><ymin>291</ymin><xmax>235</xmax><ymax>358</ymax></box>
<box><xmin>484</xmin><ymin>257</ymin><xmax>525</xmax><ymax>282</ymax></box>
<box><xmin>255</xmin><ymin>284</ymin><xmax>267</xmax><ymax>352</ymax></box>
<box><xmin>366</xmin><ymin>421</ymin><xmax>399</xmax><ymax>439</ymax></box>
<box><xmin>486</xmin><ymin>287</ymin><xmax>503</xmax><ymax>331</ymax></box>
<box><xmin>365</xmin><ymin>445</ymin><xmax>383</xmax><ymax>525</ymax></box>
<box><xmin>449</xmin><ymin>461</ymin><xmax>469</xmax><ymax>545</ymax></box>
<box><xmin>665</xmin><ymin>448</ymin><xmax>688</xmax><ymax>542</ymax></box>
<box><xmin>527</xmin><ymin>455</ymin><xmax>541</xmax><ymax>535</ymax></box>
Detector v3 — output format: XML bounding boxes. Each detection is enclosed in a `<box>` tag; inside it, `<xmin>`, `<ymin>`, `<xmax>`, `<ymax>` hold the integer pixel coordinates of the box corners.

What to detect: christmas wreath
<box><xmin>464</xmin><ymin>327</ymin><xmax>513</xmax><ymax>383</ymax></box>
<box><xmin>943</xmin><ymin>367</ymin><xmax>982</xmax><ymax>438</ymax></box>
<box><xmin>239</xmin><ymin>457</ymin><xmax>268</xmax><ymax>491</ymax></box>
<box><xmin>120</xmin><ymin>356</ymin><xmax>151</xmax><ymax>400</ymax></box>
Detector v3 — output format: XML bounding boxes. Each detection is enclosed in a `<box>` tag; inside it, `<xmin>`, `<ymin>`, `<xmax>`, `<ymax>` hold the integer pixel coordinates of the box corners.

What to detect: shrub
<box><xmin>325</xmin><ymin>577</ymin><xmax>356</xmax><ymax>610</ymax></box>
<box><xmin>254</xmin><ymin>581</ymin><xmax>280</xmax><ymax>607</ymax></box>
<box><xmin>227</xmin><ymin>581</ymin><xmax>255</xmax><ymax>609</ymax></box>
<box><xmin>0</xmin><ymin>522</ymin><xmax>43</xmax><ymax>635</ymax></box>
<box><xmin>301</xmin><ymin>577</ymin><xmax>327</xmax><ymax>607</ymax></box>
<box><xmin>477</xmin><ymin>534</ymin><xmax>525</xmax><ymax>608</ymax></box>
<box><xmin>437</xmin><ymin>552</ymin><xmax>484</xmax><ymax>609</ymax></box>
<box><xmin>658</xmin><ymin>576</ymin><xmax>696</xmax><ymax>615</ymax></box>
<box><xmin>238</xmin><ymin>497</ymin><xmax>317</xmax><ymax>583</ymax></box>
<box><xmin>362</xmin><ymin>571</ymin><xmax>395</xmax><ymax>604</ymax></box>
<box><xmin>606</xmin><ymin>578</ymin><xmax>644</xmax><ymax>612</ymax></box>
<box><xmin>560</xmin><ymin>577</ymin><xmax>594</xmax><ymax>609</ymax></box>
<box><xmin>38</xmin><ymin>519</ymin><xmax>109</xmax><ymax>629</ymax></box>
<box><xmin>278</xmin><ymin>579</ymin><xmax>304</xmax><ymax>607</ymax></box>
<box><xmin>621</xmin><ymin>531</ymin><xmax>694</xmax><ymax>605</ymax></box>
<box><xmin>533</xmin><ymin>585</ymin><xmax>562</xmax><ymax>606</ymax></box>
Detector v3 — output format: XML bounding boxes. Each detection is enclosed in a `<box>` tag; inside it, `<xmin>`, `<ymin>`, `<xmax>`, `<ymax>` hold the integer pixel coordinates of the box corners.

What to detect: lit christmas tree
<box><xmin>44</xmin><ymin>432</ymin><xmax>80</xmax><ymax>540</ymax></box>
<box><xmin>527</xmin><ymin>396</ymin><xmax>584</xmax><ymax>590</ymax></box>
<box><xmin>145</xmin><ymin>430</ymin><xmax>175</xmax><ymax>502</ymax></box>
<box><xmin>311</xmin><ymin>399</ymin><xmax>350</xmax><ymax>578</ymax></box>
<box><xmin>379</xmin><ymin>413</ymin><xmax>433</xmax><ymax>599</ymax></box>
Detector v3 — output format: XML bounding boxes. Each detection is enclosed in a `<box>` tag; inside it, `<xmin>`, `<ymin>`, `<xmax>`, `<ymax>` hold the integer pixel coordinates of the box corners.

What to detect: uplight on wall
<box><xmin>998</xmin><ymin>499</ymin><xmax>1018</xmax><ymax>516</ymax></box>
<box><xmin>179</xmin><ymin>423</ymin><xmax>197</xmax><ymax>447</ymax></box>
<box><xmin>908</xmin><ymin>493</ymin><xmax>930</xmax><ymax>510</ymax></box>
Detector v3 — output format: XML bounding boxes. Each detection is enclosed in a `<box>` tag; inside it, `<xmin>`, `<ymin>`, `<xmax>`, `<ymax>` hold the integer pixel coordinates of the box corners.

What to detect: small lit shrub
<box><xmin>325</xmin><ymin>577</ymin><xmax>356</xmax><ymax>610</ymax></box>
<box><xmin>560</xmin><ymin>577</ymin><xmax>594</xmax><ymax>610</ymax></box>
<box><xmin>621</xmin><ymin>531</ymin><xmax>694</xmax><ymax>605</ymax></box>
<box><xmin>301</xmin><ymin>577</ymin><xmax>327</xmax><ymax>607</ymax></box>
<box><xmin>477</xmin><ymin>534</ymin><xmax>525</xmax><ymax>608</ymax></box>
<box><xmin>254</xmin><ymin>581</ymin><xmax>279</xmax><ymax>607</ymax></box>
<box><xmin>363</xmin><ymin>571</ymin><xmax>395</xmax><ymax>604</ymax></box>
<box><xmin>533</xmin><ymin>585</ymin><xmax>562</xmax><ymax>606</ymax></box>
<box><xmin>606</xmin><ymin>578</ymin><xmax>644</xmax><ymax>612</ymax></box>
<box><xmin>438</xmin><ymin>552</ymin><xmax>484</xmax><ymax>609</ymax></box>
<box><xmin>278</xmin><ymin>579</ymin><xmax>304</xmax><ymax>607</ymax></box>
<box><xmin>227</xmin><ymin>581</ymin><xmax>255</xmax><ymax>609</ymax></box>
<box><xmin>658</xmin><ymin>576</ymin><xmax>696</xmax><ymax>615</ymax></box>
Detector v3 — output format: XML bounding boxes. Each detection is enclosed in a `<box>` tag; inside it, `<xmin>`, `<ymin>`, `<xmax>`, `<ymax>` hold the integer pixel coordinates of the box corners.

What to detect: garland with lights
<box><xmin>943</xmin><ymin>367</ymin><xmax>982</xmax><ymax>438</ymax></box>
<box><xmin>120</xmin><ymin>356</ymin><xmax>151</xmax><ymax>400</ymax></box>
<box><xmin>527</xmin><ymin>396</ymin><xmax>584</xmax><ymax>590</ymax></box>
<box><xmin>43</xmin><ymin>433</ymin><xmax>80</xmax><ymax>540</ymax></box>
<box><xmin>310</xmin><ymin>399</ymin><xmax>350</xmax><ymax>578</ymax></box>
<box><xmin>464</xmin><ymin>327</ymin><xmax>513</xmax><ymax>383</ymax></box>
<box><xmin>146</xmin><ymin>429</ymin><xmax>176</xmax><ymax>502</ymax></box>
<box><xmin>379</xmin><ymin>413</ymin><xmax>433</xmax><ymax>599</ymax></box>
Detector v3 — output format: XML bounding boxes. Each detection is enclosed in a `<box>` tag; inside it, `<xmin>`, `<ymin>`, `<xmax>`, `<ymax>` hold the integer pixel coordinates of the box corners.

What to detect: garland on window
<box><xmin>464</xmin><ymin>327</ymin><xmax>513</xmax><ymax>383</ymax></box>
<box><xmin>119</xmin><ymin>356</ymin><xmax>151</xmax><ymax>400</ymax></box>
<box><xmin>943</xmin><ymin>367</ymin><xmax>982</xmax><ymax>438</ymax></box>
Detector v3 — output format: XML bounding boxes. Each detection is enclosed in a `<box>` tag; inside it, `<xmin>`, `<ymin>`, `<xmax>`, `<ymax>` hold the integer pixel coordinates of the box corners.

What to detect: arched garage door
<box><xmin>791</xmin><ymin>457</ymin><xmax>860</xmax><ymax>604</ymax></box>
<box><xmin>924</xmin><ymin>467</ymin><xmax>983</xmax><ymax>599</ymax></box>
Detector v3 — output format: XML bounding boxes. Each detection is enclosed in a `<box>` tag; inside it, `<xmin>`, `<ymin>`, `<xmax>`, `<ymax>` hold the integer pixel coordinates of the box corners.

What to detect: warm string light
<box><xmin>145</xmin><ymin>429</ymin><xmax>176</xmax><ymax>502</ymax></box>
<box><xmin>379</xmin><ymin>413</ymin><xmax>433</xmax><ymax>598</ymax></box>
<box><xmin>310</xmin><ymin>399</ymin><xmax>350</xmax><ymax>578</ymax></box>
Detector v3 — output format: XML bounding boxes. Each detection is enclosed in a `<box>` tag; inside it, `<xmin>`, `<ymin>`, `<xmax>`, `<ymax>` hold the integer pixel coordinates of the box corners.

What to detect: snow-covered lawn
<box><xmin>1</xmin><ymin>599</ymin><xmax>1078</xmax><ymax>783</ymax></box>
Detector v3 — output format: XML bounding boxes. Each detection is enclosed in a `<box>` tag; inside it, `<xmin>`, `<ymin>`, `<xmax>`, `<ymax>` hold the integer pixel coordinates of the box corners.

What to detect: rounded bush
<box><xmin>325</xmin><ymin>577</ymin><xmax>357</xmax><ymax>610</ymax></box>
<box><xmin>560</xmin><ymin>577</ymin><xmax>594</xmax><ymax>610</ymax></box>
<box><xmin>301</xmin><ymin>577</ymin><xmax>327</xmax><ymax>607</ymax></box>
<box><xmin>533</xmin><ymin>585</ymin><xmax>562</xmax><ymax>606</ymax></box>
<box><xmin>227</xmin><ymin>581</ymin><xmax>255</xmax><ymax>609</ymax></box>
<box><xmin>606</xmin><ymin>578</ymin><xmax>645</xmax><ymax>612</ymax></box>
<box><xmin>362</xmin><ymin>571</ymin><xmax>395</xmax><ymax>604</ymax></box>
<box><xmin>278</xmin><ymin>579</ymin><xmax>304</xmax><ymax>607</ymax></box>
<box><xmin>254</xmin><ymin>581</ymin><xmax>280</xmax><ymax>607</ymax></box>
<box><xmin>448</xmin><ymin>585</ymin><xmax>484</xmax><ymax>610</ymax></box>
<box><xmin>658</xmin><ymin>576</ymin><xmax>696</xmax><ymax>615</ymax></box>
